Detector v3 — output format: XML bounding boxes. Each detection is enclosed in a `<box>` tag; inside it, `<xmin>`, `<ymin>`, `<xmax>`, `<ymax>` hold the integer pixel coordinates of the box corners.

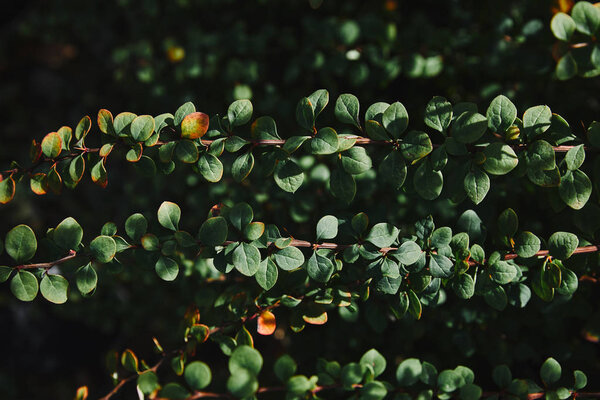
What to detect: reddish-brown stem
<box><xmin>14</xmin><ymin>250</ymin><xmax>79</xmax><ymax>270</ymax></box>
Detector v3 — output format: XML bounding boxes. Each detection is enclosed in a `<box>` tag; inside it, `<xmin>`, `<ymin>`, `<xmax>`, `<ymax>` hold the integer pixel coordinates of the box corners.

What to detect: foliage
<box><xmin>4</xmin><ymin>1</ymin><xmax>600</xmax><ymax>399</ymax></box>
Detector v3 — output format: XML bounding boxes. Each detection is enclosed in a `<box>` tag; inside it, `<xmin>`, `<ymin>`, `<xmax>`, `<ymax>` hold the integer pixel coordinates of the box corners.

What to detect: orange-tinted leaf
<box><xmin>126</xmin><ymin>143</ymin><xmax>143</xmax><ymax>162</ymax></box>
<box><xmin>29</xmin><ymin>140</ymin><xmax>42</xmax><ymax>163</ymax></box>
<box><xmin>189</xmin><ymin>324</ymin><xmax>210</xmax><ymax>343</ymax></box>
<box><xmin>302</xmin><ymin>304</ymin><xmax>328</xmax><ymax>325</ymax></box>
<box><xmin>57</xmin><ymin>126</ymin><xmax>72</xmax><ymax>150</ymax></box>
<box><xmin>98</xmin><ymin>109</ymin><xmax>115</xmax><ymax>135</ymax></box>
<box><xmin>181</xmin><ymin>112</ymin><xmax>209</xmax><ymax>139</ymax></box>
<box><xmin>91</xmin><ymin>159</ymin><xmax>108</xmax><ymax>188</ymax></box>
<box><xmin>47</xmin><ymin>165</ymin><xmax>63</xmax><ymax>194</ymax></box>
<box><xmin>0</xmin><ymin>175</ymin><xmax>16</xmax><ymax>204</ymax></box>
<box><xmin>75</xmin><ymin>386</ymin><xmax>88</xmax><ymax>400</ymax></box>
<box><xmin>41</xmin><ymin>132</ymin><xmax>63</xmax><ymax>159</ymax></box>
<box><xmin>257</xmin><ymin>310</ymin><xmax>276</xmax><ymax>335</ymax></box>
<box><xmin>75</xmin><ymin>115</ymin><xmax>92</xmax><ymax>140</ymax></box>
<box><xmin>30</xmin><ymin>173</ymin><xmax>48</xmax><ymax>195</ymax></box>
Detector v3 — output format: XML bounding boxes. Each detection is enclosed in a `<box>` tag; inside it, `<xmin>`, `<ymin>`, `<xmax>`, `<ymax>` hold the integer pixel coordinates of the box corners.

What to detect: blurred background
<box><xmin>1</xmin><ymin>0</ymin><xmax>600</xmax><ymax>398</ymax></box>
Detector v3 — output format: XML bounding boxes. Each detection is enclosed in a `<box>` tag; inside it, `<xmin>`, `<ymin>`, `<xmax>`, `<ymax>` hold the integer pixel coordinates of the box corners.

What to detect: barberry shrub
<box><xmin>2</xmin><ymin>87</ymin><xmax>600</xmax><ymax>399</ymax></box>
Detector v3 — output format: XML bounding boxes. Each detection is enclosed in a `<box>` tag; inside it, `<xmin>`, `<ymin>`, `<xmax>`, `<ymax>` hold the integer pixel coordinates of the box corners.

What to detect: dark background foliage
<box><xmin>1</xmin><ymin>0</ymin><xmax>600</xmax><ymax>399</ymax></box>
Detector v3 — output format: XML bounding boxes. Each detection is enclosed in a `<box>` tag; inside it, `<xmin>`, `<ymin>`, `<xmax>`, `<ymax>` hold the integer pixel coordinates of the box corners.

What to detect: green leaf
<box><xmin>10</xmin><ymin>270</ymin><xmax>38</xmax><ymax>301</ymax></box>
<box><xmin>341</xmin><ymin>362</ymin><xmax>367</xmax><ymax>388</ymax></box>
<box><xmin>311</xmin><ymin>127</ymin><xmax>339</xmax><ymax>155</ymax></box>
<box><xmin>274</xmin><ymin>159</ymin><xmax>304</xmax><ymax>193</ymax></box>
<box><xmin>125</xmin><ymin>213</ymin><xmax>147</xmax><ymax>242</ymax></box>
<box><xmin>76</xmin><ymin>263</ymin><xmax>97</xmax><ymax>295</ymax></box>
<box><xmin>296</xmin><ymin>97</ymin><xmax>315</xmax><ymax>131</ymax></box>
<box><xmin>197</xmin><ymin>153</ymin><xmax>223</xmax><ymax>182</ymax></box>
<box><xmin>232</xmin><ymin>151</ymin><xmax>254</xmax><ymax>182</ymax></box>
<box><xmin>379</xmin><ymin>151</ymin><xmax>407</xmax><ymax>190</ymax></box>
<box><xmin>540</xmin><ymin>357</ymin><xmax>562</xmax><ymax>385</ymax></box>
<box><xmin>199</xmin><ymin>217</ymin><xmax>228</xmax><ymax>247</ymax></box>
<box><xmin>137</xmin><ymin>371</ymin><xmax>159</xmax><ymax>395</ymax></box>
<box><xmin>452</xmin><ymin>274</ymin><xmax>475</xmax><ymax>299</ymax></box>
<box><xmin>400</xmin><ymin>130</ymin><xmax>433</xmax><ymax>163</ymax></box>
<box><xmin>414</xmin><ymin>162</ymin><xmax>443</xmax><ymax>200</ymax></box>
<box><xmin>121</xmin><ymin>349</ymin><xmax>139</xmax><ymax>372</ymax></box>
<box><xmin>243</xmin><ymin>222</ymin><xmax>264</xmax><ymax>241</ymax></box>
<box><xmin>335</xmin><ymin>93</ymin><xmax>360</xmax><ymax>128</ymax></box>
<box><xmin>155</xmin><ymin>256</ymin><xmax>179</xmax><ymax>281</ymax></box>
<box><xmin>407</xmin><ymin>289</ymin><xmax>422</xmax><ymax>319</ymax></box>
<box><xmin>228</xmin><ymin>99</ymin><xmax>253</xmax><ymax>128</ymax></box>
<box><xmin>185</xmin><ymin>361</ymin><xmax>212</xmax><ymax>390</ymax></box>
<box><xmin>90</xmin><ymin>236</ymin><xmax>116</xmax><ymax>263</ymax></box>
<box><xmin>492</xmin><ymin>365</ymin><xmax>512</xmax><ymax>388</ymax></box>
<box><xmin>360</xmin><ymin>349</ymin><xmax>386</xmax><ymax>378</ymax></box>
<box><xmin>75</xmin><ymin>115</ymin><xmax>91</xmax><ymax>140</ymax></box>
<box><xmin>396</xmin><ymin>358</ymin><xmax>422</xmax><ymax>386</ymax></box>
<box><xmin>341</xmin><ymin>147</ymin><xmax>372</xmax><ymax>175</ymax></box>
<box><xmin>283</xmin><ymin>136</ymin><xmax>311</xmax><ymax>154</ymax></box>
<box><xmin>572</xmin><ymin>1</ymin><xmax>600</xmax><ymax>36</ymax></box>
<box><xmin>498</xmin><ymin>208</ymin><xmax>518</xmax><ymax>238</ymax></box>
<box><xmin>463</xmin><ymin>169</ymin><xmax>490</xmax><ymax>205</ymax></box>
<box><xmin>158</xmin><ymin>383</ymin><xmax>189</xmax><ymax>399</ymax></box>
<box><xmin>5</xmin><ymin>225</ymin><xmax>37</xmax><ymax>263</ymax></box>
<box><xmin>459</xmin><ymin>384</ymin><xmax>482</xmax><ymax>400</ymax></box>
<box><xmin>484</xmin><ymin>285</ymin><xmax>508</xmax><ymax>311</ymax></box>
<box><xmin>0</xmin><ymin>176</ymin><xmax>15</xmax><ymax>204</ymax></box>
<box><xmin>360</xmin><ymin>381</ymin><xmax>388</xmax><ymax>400</ymax></box>
<box><xmin>305</xmin><ymin>89</ymin><xmax>328</xmax><ymax>118</ymax></box>
<box><xmin>175</xmin><ymin>140</ymin><xmax>199</xmax><ymax>164</ymax></box>
<box><xmin>97</xmin><ymin>109</ymin><xmax>115</xmax><ymax>135</ymax></box>
<box><xmin>316</xmin><ymin>215</ymin><xmax>338</xmax><ymax>241</ymax></box>
<box><xmin>393</xmin><ymin>241</ymin><xmax>422</xmax><ymax>265</ymax></box>
<box><xmin>114</xmin><ymin>112</ymin><xmax>137</xmax><ymax>136</ymax></box>
<box><xmin>556</xmin><ymin>53</ymin><xmax>578</xmax><ymax>80</ymax></box>
<box><xmin>273</xmin><ymin>246</ymin><xmax>304</xmax><ymax>271</ymax></box>
<box><xmin>366</xmin><ymin>223</ymin><xmax>399</xmax><ymax>248</ymax></box>
<box><xmin>523</xmin><ymin>106</ymin><xmax>552</xmax><ymax>138</ymax></box>
<box><xmin>551</xmin><ymin>12</ymin><xmax>576</xmax><ymax>41</ymax></box>
<box><xmin>251</xmin><ymin>116</ymin><xmax>280</xmax><ymax>140</ymax></box>
<box><xmin>174</xmin><ymin>102</ymin><xmax>195</xmax><ymax>126</ymax></box>
<box><xmin>489</xmin><ymin>261</ymin><xmax>517</xmax><ymax>284</ymax></box>
<box><xmin>274</xmin><ymin>355</ymin><xmax>297</xmax><ymax>382</ymax></box>
<box><xmin>559</xmin><ymin>170</ymin><xmax>591</xmax><ymax>210</ymax></box>
<box><xmin>131</xmin><ymin>115</ymin><xmax>155</xmax><ymax>142</ymax></box>
<box><xmin>330</xmin><ymin>168</ymin><xmax>356</xmax><ymax>202</ymax></box>
<box><xmin>229</xmin><ymin>345</ymin><xmax>263</xmax><ymax>375</ymax></box>
<box><xmin>452</xmin><ymin>111</ymin><xmax>488</xmax><ymax>143</ymax></box>
<box><xmin>429</xmin><ymin>253</ymin><xmax>453</xmax><ymax>278</ymax></box>
<box><xmin>40</xmin><ymin>274</ymin><xmax>69</xmax><ymax>304</ymax></box>
<box><xmin>574</xmin><ymin>370</ymin><xmax>588</xmax><ymax>390</ymax></box>
<box><xmin>54</xmin><ymin>217</ymin><xmax>83</xmax><ymax>250</ymax></box>
<box><xmin>515</xmin><ymin>231</ymin><xmax>541</xmax><ymax>258</ymax></box>
<box><xmin>565</xmin><ymin>144</ymin><xmax>585</xmax><ymax>171</ymax></box>
<box><xmin>483</xmin><ymin>142</ymin><xmax>518</xmax><ymax>175</ymax></box>
<box><xmin>438</xmin><ymin>370</ymin><xmax>462</xmax><ymax>392</ymax></box>
<box><xmin>382</xmin><ymin>102</ymin><xmax>409</xmax><ymax>139</ymax></box>
<box><xmin>548</xmin><ymin>231</ymin><xmax>579</xmax><ymax>259</ymax></box>
<box><xmin>158</xmin><ymin>201</ymin><xmax>181</xmax><ymax>231</ymax></box>
<box><xmin>227</xmin><ymin>369</ymin><xmax>258</xmax><ymax>398</ymax></box>
<box><xmin>256</xmin><ymin>258</ymin><xmax>278</xmax><ymax>290</ymax></box>
<box><xmin>233</xmin><ymin>243</ymin><xmax>261</xmax><ymax>276</ymax></box>
<box><xmin>424</xmin><ymin>96</ymin><xmax>452</xmax><ymax>133</ymax></box>
<box><xmin>229</xmin><ymin>203</ymin><xmax>253</xmax><ymax>231</ymax></box>
<box><xmin>0</xmin><ymin>266</ymin><xmax>11</xmax><ymax>282</ymax></box>
<box><xmin>41</xmin><ymin>132</ymin><xmax>62</xmax><ymax>158</ymax></box>
<box><xmin>527</xmin><ymin>140</ymin><xmax>555</xmax><ymax>171</ymax></box>
<box><xmin>307</xmin><ymin>252</ymin><xmax>334</xmax><ymax>282</ymax></box>
<box><xmin>487</xmin><ymin>95</ymin><xmax>517</xmax><ymax>134</ymax></box>
<box><xmin>431</xmin><ymin>227</ymin><xmax>452</xmax><ymax>248</ymax></box>
<box><xmin>57</xmin><ymin>126</ymin><xmax>72</xmax><ymax>150</ymax></box>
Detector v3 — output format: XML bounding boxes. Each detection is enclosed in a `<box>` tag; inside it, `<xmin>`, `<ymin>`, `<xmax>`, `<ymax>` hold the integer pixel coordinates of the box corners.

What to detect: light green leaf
<box><xmin>54</xmin><ymin>217</ymin><xmax>83</xmax><ymax>250</ymax></box>
<box><xmin>40</xmin><ymin>274</ymin><xmax>69</xmax><ymax>304</ymax></box>
<box><xmin>256</xmin><ymin>258</ymin><xmax>278</xmax><ymax>290</ymax></box>
<box><xmin>311</xmin><ymin>127</ymin><xmax>339</xmax><ymax>155</ymax></box>
<box><xmin>382</xmin><ymin>101</ymin><xmax>409</xmax><ymax>139</ymax></box>
<box><xmin>572</xmin><ymin>1</ymin><xmax>600</xmax><ymax>36</ymax></box>
<box><xmin>424</xmin><ymin>96</ymin><xmax>452</xmax><ymax>133</ymax></box>
<box><xmin>125</xmin><ymin>213</ymin><xmax>147</xmax><ymax>242</ymax></box>
<box><xmin>452</xmin><ymin>112</ymin><xmax>488</xmax><ymax>143</ymax></box>
<box><xmin>463</xmin><ymin>169</ymin><xmax>490</xmax><ymax>205</ymax></box>
<box><xmin>548</xmin><ymin>231</ymin><xmax>578</xmax><ymax>259</ymax></box>
<box><xmin>523</xmin><ymin>105</ymin><xmax>552</xmax><ymax>138</ymax></box>
<box><xmin>229</xmin><ymin>345</ymin><xmax>263</xmax><ymax>375</ymax></box>
<box><xmin>335</xmin><ymin>94</ymin><xmax>360</xmax><ymax>128</ymax></box>
<box><xmin>174</xmin><ymin>102</ymin><xmax>196</xmax><ymax>126</ymax></box>
<box><xmin>486</xmin><ymin>95</ymin><xmax>517</xmax><ymax>134</ymax></box>
<box><xmin>565</xmin><ymin>144</ymin><xmax>585</xmax><ymax>171</ymax></box>
<box><xmin>232</xmin><ymin>151</ymin><xmax>254</xmax><ymax>182</ymax></box>
<box><xmin>483</xmin><ymin>142</ymin><xmax>518</xmax><ymax>175</ymax></box>
<box><xmin>366</xmin><ymin>223</ymin><xmax>399</xmax><ymax>248</ymax></box>
<box><xmin>400</xmin><ymin>130</ymin><xmax>433</xmax><ymax>163</ymax></box>
<box><xmin>274</xmin><ymin>159</ymin><xmax>304</xmax><ymax>193</ymax></box>
<box><xmin>10</xmin><ymin>270</ymin><xmax>39</xmax><ymax>301</ymax></box>
<box><xmin>306</xmin><ymin>252</ymin><xmax>334</xmax><ymax>282</ymax></box>
<box><xmin>316</xmin><ymin>215</ymin><xmax>338</xmax><ymax>241</ymax></box>
<box><xmin>228</xmin><ymin>99</ymin><xmax>253</xmax><ymax>127</ymax></box>
<box><xmin>341</xmin><ymin>147</ymin><xmax>372</xmax><ymax>175</ymax></box>
<box><xmin>6</xmin><ymin>225</ymin><xmax>37</xmax><ymax>263</ymax></box>
<box><xmin>76</xmin><ymin>263</ymin><xmax>97</xmax><ymax>295</ymax></box>
<box><xmin>185</xmin><ymin>361</ymin><xmax>212</xmax><ymax>390</ymax></box>
<box><xmin>540</xmin><ymin>357</ymin><xmax>562</xmax><ymax>385</ymax></box>
<box><xmin>396</xmin><ymin>358</ymin><xmax>422</xmax><ymax>386</ymax></box>
<box><xmin>131</xmin><ymin>115</ymin><xmax>155</xmax><ymax>142</ymax></box>
<box><xmin>158</xmin><ymin>201</ymin><xmax>181</xmax><ymax>231</ymax></box>
<box><xmin>233</xmin><ymin>243</ymin><xmax>261</xmax><ymax>276</ymax></box>
<box><xmin>197</xmin><ymin>153</ymin><xmax>224</xmax><ymax>183</ymax></box>
<box><xmin>273</xmin><ymin>246</ymin><xmax>304</xmax><ymax>271</ymax></box>
<box><xmin>155</xmin><ymin>257</ymin><xmax>179</xmax><ymax>281</ymax></box>
<box><xmin>551</xmin><ymin>12</ymin><xmax>576</xmax><ymax>41</ymax></box>
<box><xmin>559</xmin><ymin>170</ymin><xmax>592</xmax><ymax>210</ymax></box>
